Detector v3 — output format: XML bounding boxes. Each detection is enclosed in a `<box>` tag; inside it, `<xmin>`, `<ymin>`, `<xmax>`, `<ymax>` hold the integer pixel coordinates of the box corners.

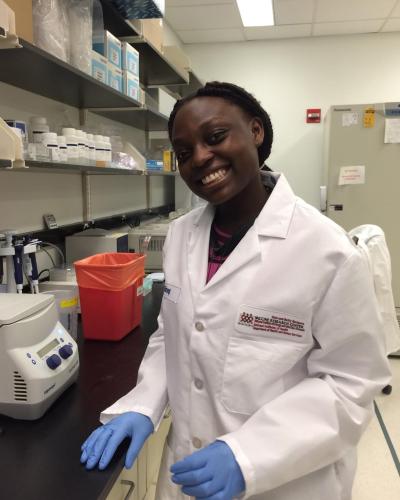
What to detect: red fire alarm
<box><xmin>306</xmin><ymin>108</ymin><xmax>321</xmax><ymax>123</ymax></box>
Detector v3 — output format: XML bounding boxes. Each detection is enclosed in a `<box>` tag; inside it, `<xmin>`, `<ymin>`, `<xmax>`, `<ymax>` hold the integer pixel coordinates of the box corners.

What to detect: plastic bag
<box><xmin>67</xmin><ymin>0</ymin><xmax>94</xmax><ymax>74</ymax></box>
<box><xmin>33</xmin><ymin>0</ymin><xmax>69</xmax><ymax>62</ymax></box>
<box><xmin>74</xmin><ymin>253</ymin><xmax>146</xmax><ymax>291</ymax></box>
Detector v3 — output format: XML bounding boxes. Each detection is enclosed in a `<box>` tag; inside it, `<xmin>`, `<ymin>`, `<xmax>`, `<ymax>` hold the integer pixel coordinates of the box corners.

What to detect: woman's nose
<box><xmin>192</xmin><ymin>144</ymin><xmax>213</xmax><ymax>167</ymax></box>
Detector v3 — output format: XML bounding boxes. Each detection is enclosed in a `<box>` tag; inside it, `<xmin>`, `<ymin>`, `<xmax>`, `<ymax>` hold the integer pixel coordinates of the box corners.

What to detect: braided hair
<box><xmin>168</xmin><ymin>81</ymin><xmax>273</xmax><ymax>166</ymax></box>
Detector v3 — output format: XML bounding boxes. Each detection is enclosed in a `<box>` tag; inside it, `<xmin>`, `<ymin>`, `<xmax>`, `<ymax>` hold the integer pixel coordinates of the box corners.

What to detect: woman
<box><xmin>81</xmin><ymin>82</ymin><xmax>391</xmax><ymax>500</ymax></box>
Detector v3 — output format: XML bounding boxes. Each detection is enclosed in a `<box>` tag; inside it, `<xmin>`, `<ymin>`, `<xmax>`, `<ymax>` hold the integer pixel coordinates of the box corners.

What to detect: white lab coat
<box><xmin>101</xmin><ymin>173</ymin><xmax>391</xmax><ymax>500</ymax></box>
<box><xmin>348</xmin><ymin>224</ymin><xmax>400</xmax><ymax>355</ymax></box>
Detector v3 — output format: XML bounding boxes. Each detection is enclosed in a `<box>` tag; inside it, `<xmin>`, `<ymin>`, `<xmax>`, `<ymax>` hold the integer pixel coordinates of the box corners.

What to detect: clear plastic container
<box><xmin>57</xmin><ymin>136</ymin><xmax>68</xmax><ymax>163</ymax></box>
<box><xmin>42</xmin><ymin>132</ymin><xmax>60</xmax><ymax>162</ymax></box>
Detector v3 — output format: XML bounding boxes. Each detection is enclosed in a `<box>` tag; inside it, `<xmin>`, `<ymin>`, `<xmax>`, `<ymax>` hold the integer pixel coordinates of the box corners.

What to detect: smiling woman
<box><xmin>168</xmin><ymin>82</ymin><xmax>274</xmax><ymax>233</ymax></box>
<box><xmin>81</xmin><ymin>81</ymin><xmax>391</xmax><ymax>500</ymax></box>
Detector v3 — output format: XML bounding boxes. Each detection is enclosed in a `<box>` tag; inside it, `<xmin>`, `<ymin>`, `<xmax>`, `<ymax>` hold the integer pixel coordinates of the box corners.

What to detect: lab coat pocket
<box><xmin>221</xmin><ymin>337</ymin><xmax>304</xmax><ymax>415</ymax></box>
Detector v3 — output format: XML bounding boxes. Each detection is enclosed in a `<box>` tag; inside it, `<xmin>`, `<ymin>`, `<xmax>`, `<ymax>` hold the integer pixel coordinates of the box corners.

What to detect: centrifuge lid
<box><xmin>0</xmin><ymin>294</ymin><xmax>53</xmax><ymax>326</ymax></box>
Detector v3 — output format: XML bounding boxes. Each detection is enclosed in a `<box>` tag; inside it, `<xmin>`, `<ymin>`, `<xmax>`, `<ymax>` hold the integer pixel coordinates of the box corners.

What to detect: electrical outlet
<box><xmin>43</xmin><ymin>214</ymin><xmax>58</xmax><ymax>230</ymax></box>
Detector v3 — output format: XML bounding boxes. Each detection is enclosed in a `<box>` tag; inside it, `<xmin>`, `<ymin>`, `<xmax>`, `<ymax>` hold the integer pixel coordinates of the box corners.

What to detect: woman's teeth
<box><xmin>201</xmin><ymin>168</ymin><xmax>227</xmax><ymax>185</ymax></box>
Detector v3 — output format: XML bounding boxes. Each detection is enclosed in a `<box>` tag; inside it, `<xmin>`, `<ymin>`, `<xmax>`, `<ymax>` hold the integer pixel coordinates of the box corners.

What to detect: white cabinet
<box><xmin>106</xmin><ymin>411</ymin><xmax>171</xmax><ymax>500</ymax></box>
<box><xmin>106</xmin><ymin>460</ymin><xmax>139</xmax><ymax>500</ymax></box>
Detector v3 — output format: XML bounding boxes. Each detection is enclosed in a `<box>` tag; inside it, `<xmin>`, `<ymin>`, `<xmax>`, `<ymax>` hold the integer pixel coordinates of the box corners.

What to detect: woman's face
<box><xmin>171</xmin><ymin>96</ymin><xmax>264</xmax><ymax>206</ymax></box>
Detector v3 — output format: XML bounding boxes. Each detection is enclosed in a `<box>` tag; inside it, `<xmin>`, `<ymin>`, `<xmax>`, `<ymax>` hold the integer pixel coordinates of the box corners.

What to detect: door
<box><xmin>324</xmin><ymin>103</ymin><xmax>400</xmax><ymax>306</ymax></box>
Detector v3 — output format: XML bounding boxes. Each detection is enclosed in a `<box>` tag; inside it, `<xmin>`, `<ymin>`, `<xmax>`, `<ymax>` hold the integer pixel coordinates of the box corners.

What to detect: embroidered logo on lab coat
<box><xmin>163</xmin><ymin>283</ymin><xmax>181</xmax><ymax>303</ymax></box>
<box><xmin>236</xmin><ymin>305</ymin><xmax>306</xmax><ymax>341</ymax></box>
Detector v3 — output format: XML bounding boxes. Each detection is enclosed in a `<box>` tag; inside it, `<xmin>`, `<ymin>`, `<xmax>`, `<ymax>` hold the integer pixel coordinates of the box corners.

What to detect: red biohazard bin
<box><xmin>74</xmin><ymin>253</ymin><xmax>146</xmax><ymax>341</ymax></box>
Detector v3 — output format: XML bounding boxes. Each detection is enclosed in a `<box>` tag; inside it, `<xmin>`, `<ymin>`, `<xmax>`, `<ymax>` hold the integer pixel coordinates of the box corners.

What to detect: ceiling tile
<box><xmin>392</xmin><ymin>2</ymin><xmax>400</xmax><ymax>16</ymax></box>
<box><xmin>245</xmin><ymin>24</ymin><xmax>312</xmax><ymax>40</ymax></box>
<box><xmin>313</xmin><ymin>19</ymin><xmax>384</xmax><ymax>36</ymax></box>
<box><xmin>315</xmin><ymin>0</ymin><xmax>397</xmax><ymax>22</ymax></box>
<box><xmin>167</xmin><ymin>0</ymin><xmax>233</xmax><ymax>6</ymax></box>
<box><xmin>177</xmin><ymin>28</ymin><xmax>245</xmax><ymax>43</ymax></box>
<box><xmin>381</xmin><ymin>18</ymin><xmax>400</xmax><ymax>31</ymax></box>
<box><xmin>273</xmin><ymin>0</ymin><xmax>315</xmax><ymax>25</ymax></box>
<box><xmin>166</xmin><ymin>4</ymin><xmax>242</xmax><ymax>30</ymax></box>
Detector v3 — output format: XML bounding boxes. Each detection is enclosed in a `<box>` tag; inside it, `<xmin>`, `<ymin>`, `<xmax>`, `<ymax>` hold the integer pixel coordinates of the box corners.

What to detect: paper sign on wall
<box><xmin>384</xmin><ymin>118</ymin><xmax>400</xmax><ymax>144</ymax></box>
<box><xmin>338</xmin><ymin>166</ymin><xmax>365</xmax><ymax>185</ymax></box>
<box><xmin>363</xmin><ymin>108</ymin><xmax>375</xmax><ymax>128</ymax></box>
<box><xmin>342</xmin><ymin>112</ymin><xmax>358</xmax><ymax>127</ymax></box>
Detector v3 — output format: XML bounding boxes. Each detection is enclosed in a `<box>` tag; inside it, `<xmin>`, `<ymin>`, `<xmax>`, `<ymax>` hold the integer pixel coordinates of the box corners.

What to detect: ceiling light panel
<box><xmin>236</xmin><ymin>0</ymin><xmax>275</xmax><ymax>27</ymax></box>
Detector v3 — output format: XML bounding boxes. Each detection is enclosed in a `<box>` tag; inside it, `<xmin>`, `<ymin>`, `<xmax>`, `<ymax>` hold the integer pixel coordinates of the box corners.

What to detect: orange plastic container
<box><xmin>74</xmin><ymin>253</ymin><xmax>146</xmax><ymax>341</ymax></box>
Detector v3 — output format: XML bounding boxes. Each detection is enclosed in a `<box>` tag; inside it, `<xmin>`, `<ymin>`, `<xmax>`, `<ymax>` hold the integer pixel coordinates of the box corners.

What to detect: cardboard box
<box><xmin>122</xmin><ymin>70</ymin><xmax>140</xmax><ymax>101</ymax></box>
<box><xmin>93</xmin><ymin>30</ymin><xmax>122</xmax><ymax>69</ymax></box>
<box><xmin>131</xmin><ymin>18</ymin><xmax>163</xmax><ymax>53</ymax></box>
<box><xmin>3</xmin><ymin>0</ymin><xmax>33</xmax><ymax>43</ymax></box>
<box><xmin>121</xmin><ymin>42</ymin><xmax>139</xmax><ymax>77</ymax></box>
<box><xmin>107</xmin><ymin>65</ymin><xmax>123</xmax><ymax>92</ymax></box>
<box><xmin>91</xmin><ymin>50</ymin><xmax>107</xmax><ymax>84</ymax></box>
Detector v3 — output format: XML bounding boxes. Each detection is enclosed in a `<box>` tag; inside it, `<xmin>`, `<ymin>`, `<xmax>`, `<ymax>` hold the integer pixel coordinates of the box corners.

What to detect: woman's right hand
<box><xmin>80</xmin><ymin>411</ymin><xmax>154</xmax><ymax>470</ymax></box>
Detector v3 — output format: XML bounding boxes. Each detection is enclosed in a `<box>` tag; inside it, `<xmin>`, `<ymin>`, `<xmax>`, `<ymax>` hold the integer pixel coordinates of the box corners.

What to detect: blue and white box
<box><xmin>146</xmin><ymin>159</ymin><xmax>163</xmax><ymax>171</ymax></box>
<box><xmin>93</xmin><ymin>30</ymin><xmax>122</xmax><ymax>69</ymax></box>
<box><xmin>122</xmin><ymin>42</ymin><xmax>139</xmax><ymax>77</ymax></box>
<box><xmin>91</xmin><ymin>51</ymin><xmax>107</xmax><ymax>84</ymax></box>
<box><xmin>107</xmin><ymin>65</ymin><xmax>123</xmax><ymax>92</ymax></box>
<box><xmin>123</xmin><ymin>71</ymin><xmax>140</xmax><ymax>101</ymax></box>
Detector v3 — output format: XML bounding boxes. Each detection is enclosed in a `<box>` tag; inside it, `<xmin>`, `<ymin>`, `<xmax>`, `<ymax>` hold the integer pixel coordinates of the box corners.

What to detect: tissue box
<box><xmin>93</xmin><ymin>30</ymin><xmax>122</xmax><ymax>69</ymax></box>
<box><xmin>122</xmin><ymin>42</ymin><xmax>139</xmax><ymax>77</ymax></box>
<box><xmin>91</xmin><ymin>51</ymin><xmax>107</xmax><ymax>83</ymax></box>
<box><xmin>122</xmin><ymin>71</ymin><xmax>140</xmax><ymax>101</ymax></box>
<box><xmin>107</xmin><ymin>65</ymin><xmax>123</xmax><ymax>92</ymax></box>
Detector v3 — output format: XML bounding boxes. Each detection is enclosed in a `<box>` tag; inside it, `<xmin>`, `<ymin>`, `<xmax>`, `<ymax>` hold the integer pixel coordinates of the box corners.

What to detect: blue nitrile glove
<box><xmin>170</xmin><ymin>440</ymin><xmax>245</xmax><ymax>499</ymax></box>
<box><xmin>80</xmin><ymin>411</ymin><xmax>154</xmax><ymax>470</ymax></box>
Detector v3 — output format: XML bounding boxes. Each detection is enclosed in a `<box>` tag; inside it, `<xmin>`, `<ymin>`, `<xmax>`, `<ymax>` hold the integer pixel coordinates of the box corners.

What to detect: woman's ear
<box><xmin>251</xmin><ymin>117</ymin><xmax>264</xmax><ymax>147</ymax></box>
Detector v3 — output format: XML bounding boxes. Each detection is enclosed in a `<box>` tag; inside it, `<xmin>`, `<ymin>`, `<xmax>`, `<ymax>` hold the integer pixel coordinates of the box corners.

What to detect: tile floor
<box><xmin>352</xmin><ymin>357</ymin><xmax>400</xmax><ymax>499</ymax></box>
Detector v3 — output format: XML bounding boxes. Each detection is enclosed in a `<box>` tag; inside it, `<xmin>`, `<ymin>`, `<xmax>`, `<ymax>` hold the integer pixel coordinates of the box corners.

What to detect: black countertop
<box><xmin>0</xmin><ymin>284</ymin><xmax>164</xmax><ymax>500</ymax></box>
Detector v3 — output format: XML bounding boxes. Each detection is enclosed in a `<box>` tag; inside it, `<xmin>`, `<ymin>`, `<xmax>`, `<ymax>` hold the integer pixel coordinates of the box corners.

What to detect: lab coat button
<box><xmin>195</xmin><ymin>321</ymin><xmax>204</xmax><ymax>332</ymax></box>
<box><xmin>192</xmin><ymin>437</ymin><xmax>202</xmax><ymax>449</ymax></box>
<box><xmin>194</xmin><ymin>378</ymin><xmax>203</xmax><ymax>390</ymax></box>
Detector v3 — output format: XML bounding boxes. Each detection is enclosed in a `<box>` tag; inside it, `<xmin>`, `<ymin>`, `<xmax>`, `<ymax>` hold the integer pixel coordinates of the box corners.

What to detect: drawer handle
<box><xmin>121</xmin><ymin>479</ymin><xmax>136</xmax><ymax>500</ymax></box>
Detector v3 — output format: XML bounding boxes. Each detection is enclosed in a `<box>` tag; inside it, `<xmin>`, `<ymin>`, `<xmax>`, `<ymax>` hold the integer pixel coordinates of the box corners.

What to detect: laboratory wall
<box><xmin>0</xmin><ymin>82</ymin><xmax>154</xmax><ymax>233</ymax></box>
<box><xmin>185</xmin><ymin>32</ymin><xmax>400</xmax><ymax>207</ymax></box>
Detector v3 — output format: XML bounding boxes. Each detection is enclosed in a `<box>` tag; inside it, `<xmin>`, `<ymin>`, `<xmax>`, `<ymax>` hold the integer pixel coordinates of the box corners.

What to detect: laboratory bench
<box><xmin>0</xmin><ymin>283</ymin><xmax>165</xmax><ymax>500</ymax></box>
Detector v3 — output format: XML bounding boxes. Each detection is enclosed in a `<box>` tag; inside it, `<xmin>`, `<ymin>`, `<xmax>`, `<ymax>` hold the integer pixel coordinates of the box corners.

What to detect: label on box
<box><xmin>109</xmin><ymin>43</ymin><xmax>121</xmax><ymax>67</ymax></box>
<box><xmin>108</xmin><ymin>67</ymin><xmax>123</xmax><ymax>92</ymax></box>
<box><xmin>92</xmin><ymin>58</ymin><xmax>107</xmax><ymax>83</ymax></box>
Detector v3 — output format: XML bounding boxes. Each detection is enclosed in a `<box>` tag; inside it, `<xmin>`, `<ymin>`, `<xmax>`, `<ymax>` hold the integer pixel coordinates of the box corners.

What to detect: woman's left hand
<box><xmin>170</xmin><ymin>440</ymin><xmax>245</xmax><ymax>499</ymax></box>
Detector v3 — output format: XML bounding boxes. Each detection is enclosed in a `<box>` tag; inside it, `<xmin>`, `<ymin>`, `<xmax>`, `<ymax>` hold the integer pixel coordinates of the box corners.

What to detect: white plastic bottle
<box><xmin>86</xmin><ymin>134</ymin><xmax>96</xmax><ymax>162</ymax></box>
<box><xmin>42</xmin><ymin>132</ymin><xmax>60</xmax><ymax>162</ymax></box>
<box><xmin>75</xmin><ymin>130</ymin><xmax>87</xmax><ymax>164</ymax></box>
<box><xmin>94</xmin><ymin>134</ymin><xmax>104</xmax><ymax>164</ymax></box>
<box><xmin>62</xmin><ymin>128</ymin><xmax>79</xmax><ymax>163</ymax></box>
<box><xmin>103</xmin><ymin>136</ymin><xmax>112</xmax><ymax>164</ymax></box>
<box><xmin>30</xmin><ymin>116</ymin><xmax>50</xmax><ymax>144</ymax></box>
<box><xmin>57</xmin><ymin>136</ymin><xmax>68</xmax><ymax>163</ymax></box>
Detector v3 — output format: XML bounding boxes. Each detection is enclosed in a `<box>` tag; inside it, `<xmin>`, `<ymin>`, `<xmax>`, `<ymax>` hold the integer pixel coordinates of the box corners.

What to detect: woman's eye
<box><xmin>208</xmin><ymin>131</ymin><xmax>226</xmax><ymax>145</ymax></box>
<box><xmin>176</xmin><ymin>151</ymin><xmax>190</xmax><ymax>163</ymax></box>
